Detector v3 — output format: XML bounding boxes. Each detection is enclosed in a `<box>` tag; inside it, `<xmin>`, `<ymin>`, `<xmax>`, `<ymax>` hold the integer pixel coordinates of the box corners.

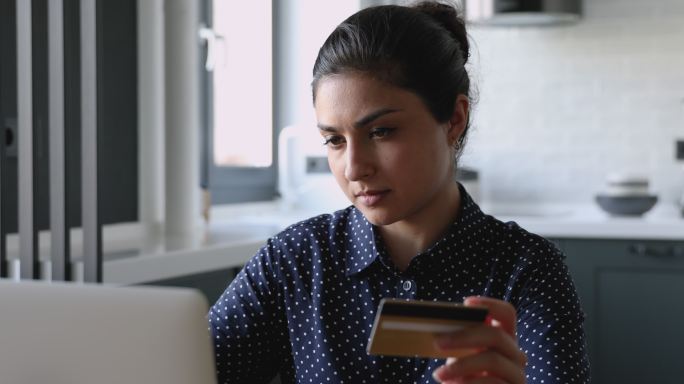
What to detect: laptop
<box><xmin>0</xmin><ymin>279</ymin><xmax>217</xmax><ymax>384</ymax></box>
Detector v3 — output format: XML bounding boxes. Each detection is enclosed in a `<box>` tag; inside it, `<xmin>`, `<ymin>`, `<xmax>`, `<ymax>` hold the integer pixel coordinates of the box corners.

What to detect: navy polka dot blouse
<box><xmin>209</xmin><ymin>188</ymin><xmax>590</xmax><ymax>383</ymax></box>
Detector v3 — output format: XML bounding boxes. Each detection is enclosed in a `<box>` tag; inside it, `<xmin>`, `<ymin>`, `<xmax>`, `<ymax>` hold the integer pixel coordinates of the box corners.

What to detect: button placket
<box><xmin>397</xmin><ymin>279</ymin><xmax>416</xmax><ymax>299</ymax></box>
<box><xmin>402</xmin><ymin>280</ymin><xmax>412</xmax><ymax>291</ymax></box>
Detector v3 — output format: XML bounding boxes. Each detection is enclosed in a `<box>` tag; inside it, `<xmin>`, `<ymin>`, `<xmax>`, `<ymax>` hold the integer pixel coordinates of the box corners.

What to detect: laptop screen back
<box><xmin>0</xmin><ymin>280</ymin><xmax>217</xmax><ymax>384</ymax></box>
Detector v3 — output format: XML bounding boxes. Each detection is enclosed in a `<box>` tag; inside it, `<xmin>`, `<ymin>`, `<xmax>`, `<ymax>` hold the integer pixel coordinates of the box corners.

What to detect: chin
<box><xmin>354</xmin><ymin>206</ymin><xmax>401</xmax><ymax>227</ymax></box>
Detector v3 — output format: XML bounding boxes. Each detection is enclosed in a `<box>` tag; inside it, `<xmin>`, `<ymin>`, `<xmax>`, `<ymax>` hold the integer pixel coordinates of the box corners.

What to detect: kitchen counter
<box><xmin>6</xmin><ymin>200</ymin><xmax>683</xmax><ymax>285</ymax></box>
<box><xmin>479</xmin><ymin>201</ymin><xmax>684</xmax><ymax>240</ymax></box>
<box><xmin>112</xmin><ymin>200</ymin><xmax>684</xmax><ymax>284</ymax></box>
<box><xmin>103</xmin><ymin>200</ymin><xmax>684</xmax><ymax>284</ymax></box>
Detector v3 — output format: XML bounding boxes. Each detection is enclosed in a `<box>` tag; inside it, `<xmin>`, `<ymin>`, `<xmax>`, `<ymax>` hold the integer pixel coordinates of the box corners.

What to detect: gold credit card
<box><xmin>367</xmin><ymin>298</ymin><xmax>489</xmax><ymax>359</ymax></box>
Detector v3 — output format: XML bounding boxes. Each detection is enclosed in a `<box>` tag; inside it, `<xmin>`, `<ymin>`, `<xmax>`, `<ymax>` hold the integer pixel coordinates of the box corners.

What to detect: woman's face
<box><xmin>314</xmin><ymin>73</ymin><xmax>465</xmax><ymax>227</ymax></box>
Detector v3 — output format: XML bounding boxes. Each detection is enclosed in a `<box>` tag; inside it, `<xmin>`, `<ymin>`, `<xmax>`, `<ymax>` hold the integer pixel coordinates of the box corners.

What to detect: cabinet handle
<box><xmin>629</xmin><ymin>244</ymin><xmax>682</xmax><ymax>259</ymax></box>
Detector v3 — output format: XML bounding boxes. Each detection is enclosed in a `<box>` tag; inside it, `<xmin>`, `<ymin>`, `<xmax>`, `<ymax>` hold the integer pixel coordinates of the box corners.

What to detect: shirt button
<box><xmin>402</xmin><ymin>280</ymin><xmax>412</xmax><ymax>291</ymax></box>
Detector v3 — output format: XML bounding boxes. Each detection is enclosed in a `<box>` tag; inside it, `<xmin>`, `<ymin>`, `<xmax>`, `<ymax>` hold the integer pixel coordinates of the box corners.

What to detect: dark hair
<box><xmin>312</xmin><ymin>1</ymin><xmax>473</xmax><ymax>150</ymax></box>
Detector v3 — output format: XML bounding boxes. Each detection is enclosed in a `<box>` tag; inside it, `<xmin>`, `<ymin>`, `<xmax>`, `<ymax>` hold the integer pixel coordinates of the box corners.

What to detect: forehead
<box><xmin>314</xmin><ymin>73</ymin><xmax>421</xmax><ymax>123</ymax></box>
<box><xmin>315</xmin><ymin>73</ymin><xmax>395</xmax><ymax>108</ymax></box>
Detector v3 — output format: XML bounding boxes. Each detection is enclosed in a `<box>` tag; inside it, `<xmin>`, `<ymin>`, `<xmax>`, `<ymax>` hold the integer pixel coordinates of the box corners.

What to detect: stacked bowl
<box><xmin>595</xmin><ymin>174</ymin><xmax>658</xmax><ymax>216</ymax></box>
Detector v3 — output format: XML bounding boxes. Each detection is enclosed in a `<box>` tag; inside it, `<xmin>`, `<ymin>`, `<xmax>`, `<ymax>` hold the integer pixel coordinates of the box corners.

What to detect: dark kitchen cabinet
<box><xmin>555</xmin><ymin>238</ymin><xmax>684</xmax><ymax>384</ymax></box>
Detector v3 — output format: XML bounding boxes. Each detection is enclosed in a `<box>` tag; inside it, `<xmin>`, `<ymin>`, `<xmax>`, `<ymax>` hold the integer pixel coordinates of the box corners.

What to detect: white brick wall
<box><xmin>461</xmin><ymin>0</ymin><xmax>684</xmax><ymax>204</ymax></box>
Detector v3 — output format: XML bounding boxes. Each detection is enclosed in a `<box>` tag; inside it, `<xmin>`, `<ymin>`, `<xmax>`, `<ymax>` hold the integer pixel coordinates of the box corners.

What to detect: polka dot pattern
<box><xmin>209</xmin><ymin>187</ymin><xmax>590</xmax><ymax>383</ymax></box>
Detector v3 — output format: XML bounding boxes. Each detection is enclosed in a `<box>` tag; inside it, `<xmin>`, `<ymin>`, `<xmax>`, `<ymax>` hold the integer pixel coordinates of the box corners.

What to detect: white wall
<box><xmin>462</xmin><ymin>0</ymin><xmax>684</xmax><ymax>204</ymax></box>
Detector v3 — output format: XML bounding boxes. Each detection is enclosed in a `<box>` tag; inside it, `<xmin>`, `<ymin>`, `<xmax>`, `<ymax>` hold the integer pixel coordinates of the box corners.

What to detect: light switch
<box><xmin>306</xmin><ymin>156</ymin><xmax>331</xmax><ymax>174</ymax></box>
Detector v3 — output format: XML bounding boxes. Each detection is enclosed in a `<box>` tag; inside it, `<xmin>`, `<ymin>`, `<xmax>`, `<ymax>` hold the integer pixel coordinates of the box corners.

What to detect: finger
<box><xmin>434</xmin><ymin>350</ymin><xmax>526</xmax><ymax>384</ymax></box>
<box><xmin>434</xmin><ymin>358</ymin><xmax>464</xmax><ymax>384</ymax></box>
<box><xmin>435</xmin><ymin>324</ymin><xmax>527</xmax><ymax>367</ymax></box>
<box><xmin>464</xmin><ymin>296</ymin><xmax>517</xmax><ymax>338</ymax></box>
<box><xmin>437</xmin><ymin>373</ymin><xmax>507</xmax><ymax>384</ymax></box>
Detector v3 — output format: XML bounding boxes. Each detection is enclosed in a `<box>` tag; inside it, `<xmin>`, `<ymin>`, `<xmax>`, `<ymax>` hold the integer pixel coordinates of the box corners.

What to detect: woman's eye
<box><xmin>322</xmin><ymin>135</ymin><xmax>345</xmax><ymax>147</ymax></box>
<box><xmin>369</xmin><ymin>127</ymin><xmax>395</xmax><ymax>139</ymax></box>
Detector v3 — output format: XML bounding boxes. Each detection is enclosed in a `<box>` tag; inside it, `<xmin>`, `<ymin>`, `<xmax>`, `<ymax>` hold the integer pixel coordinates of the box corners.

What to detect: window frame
<box><xmin>200</xmin><ymin>0</ymin><xmax>277</xmax><ymax>205</ymax></box>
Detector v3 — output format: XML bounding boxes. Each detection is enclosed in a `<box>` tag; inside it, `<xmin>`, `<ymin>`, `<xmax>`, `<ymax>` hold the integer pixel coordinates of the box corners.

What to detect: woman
<box><xmin>209</xmin><ymin>2</ymin><xmax>590</xmax><ymax>383</ymax></box>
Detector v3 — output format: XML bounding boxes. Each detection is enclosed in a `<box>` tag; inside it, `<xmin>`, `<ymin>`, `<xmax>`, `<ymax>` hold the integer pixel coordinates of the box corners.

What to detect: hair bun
<box><xmin>413</xmin><ymin>1</ymin><xmax>469</xmax><ymax>64</ymax></box>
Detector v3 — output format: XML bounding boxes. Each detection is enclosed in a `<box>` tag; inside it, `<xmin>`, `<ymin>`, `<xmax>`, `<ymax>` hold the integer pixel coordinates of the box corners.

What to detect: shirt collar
<box><xmin>414</xmin><ymin>184</ymin><xmax>488</xmax><ymax>269</ymax></box>
<box><xmin>344</xmin><ymin>183</ymin><xmax>486</xmax><ymax>277</ymax></box>
<box><xmin>343</xmin><ymin>207</ymin><xmax>381</xmax><ymax>277</ymax></box>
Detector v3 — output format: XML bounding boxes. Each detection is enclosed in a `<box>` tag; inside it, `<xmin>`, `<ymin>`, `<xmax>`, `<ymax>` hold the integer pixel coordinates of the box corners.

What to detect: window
<box><xmin>200</xmin><ymin>0</ymin><xmax>275</xmax><ymax>204</ymax></box>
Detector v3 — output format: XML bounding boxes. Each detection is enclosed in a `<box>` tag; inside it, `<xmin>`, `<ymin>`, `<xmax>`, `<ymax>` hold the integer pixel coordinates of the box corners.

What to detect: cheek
<box><xmin>393</xmin><ymin>140</ymin><xmax>450</xmax><ymax>182</ymax></box>
<box><xmin>382</xmin><ymin>141</ymin><xmax>427</xmax><ymax>170</ymax></box>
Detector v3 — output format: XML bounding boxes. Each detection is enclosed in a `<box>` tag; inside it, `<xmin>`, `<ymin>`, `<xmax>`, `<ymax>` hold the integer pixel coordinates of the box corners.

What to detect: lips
<box><xmin>355</xmin><ymin>189</ymin><xmax>390</xmax><ymax>207</ymax></box>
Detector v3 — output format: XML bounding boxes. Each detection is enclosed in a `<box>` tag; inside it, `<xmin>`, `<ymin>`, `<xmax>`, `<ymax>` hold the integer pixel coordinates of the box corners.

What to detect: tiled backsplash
<box><xmin>461</xmin><ymin>0</ymin><xmax>684</xmax><ymax>204</ymax></box>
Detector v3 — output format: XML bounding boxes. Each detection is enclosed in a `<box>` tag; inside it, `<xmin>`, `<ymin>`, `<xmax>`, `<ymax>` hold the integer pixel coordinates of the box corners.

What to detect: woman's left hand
<box><xmin>432</xmin><ymin>296</ymin><xmax>527</xmax><ymax>384</ymax></box>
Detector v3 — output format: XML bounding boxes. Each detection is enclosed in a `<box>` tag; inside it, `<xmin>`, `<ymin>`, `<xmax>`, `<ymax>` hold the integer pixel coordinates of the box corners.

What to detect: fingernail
<box><xmin>432</xmin><ymin>367</ymin><xmax>444</xmax><ymax>381</ymax></box>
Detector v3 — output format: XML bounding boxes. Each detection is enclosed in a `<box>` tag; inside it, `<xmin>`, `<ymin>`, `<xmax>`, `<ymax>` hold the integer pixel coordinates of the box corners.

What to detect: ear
<box><xmin>447</xmin><ymin>94</ymin><xmax>470</xmax><ymax>146</ymax></box>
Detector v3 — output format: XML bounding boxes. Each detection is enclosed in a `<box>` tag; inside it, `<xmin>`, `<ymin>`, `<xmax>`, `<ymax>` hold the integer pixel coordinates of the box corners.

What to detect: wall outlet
<box><xmin>306</xmin><ymin>156</ymin><xmax>331</xmax><ymax>174</ymax></box>
<box><xmin>677</xmin><ymin>140</ymin><xmax>684</xmax><ymax>161</ymax></box>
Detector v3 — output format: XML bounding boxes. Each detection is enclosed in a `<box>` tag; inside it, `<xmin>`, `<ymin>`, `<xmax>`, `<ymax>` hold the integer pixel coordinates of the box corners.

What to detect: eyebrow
<box><xmin>317</xmin><ymin>108</ymin><xmax>402</xmax><ymax>132</ymax></box>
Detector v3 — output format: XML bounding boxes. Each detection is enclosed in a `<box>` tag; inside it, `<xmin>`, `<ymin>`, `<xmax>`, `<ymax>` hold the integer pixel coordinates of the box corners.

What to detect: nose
<box><xmin>344</xmin><ymin>141</ymin><xmax>374</xmax><ymax>181</ymax></box>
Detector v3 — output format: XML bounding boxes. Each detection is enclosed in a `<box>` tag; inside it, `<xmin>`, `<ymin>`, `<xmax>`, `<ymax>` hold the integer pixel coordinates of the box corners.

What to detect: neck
<box><xmin>380</xmin><ymin>182</ymin><xmax>462</xmax><ymax>272</ymax></box>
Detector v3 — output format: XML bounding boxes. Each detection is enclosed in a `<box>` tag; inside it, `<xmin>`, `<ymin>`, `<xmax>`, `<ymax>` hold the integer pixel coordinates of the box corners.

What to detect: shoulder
<box><xmin>247</xmin><ymin>207</ymin><xmax>360</xmax><ymax>293</ymax></box>
<box><xmin>477</xmin><ymin>215</ymin><xmax>570</xmax><ymax>296</ymax></box>
<box><xmin>255</xmin><ymin>206</ymin><xmax>359</xmax><ymax>267</ymax></box>
<box><xmin>485</xmin><ymin>218</ymin><xmax>581</xmax><ymax>312</ymax></box>
<box><xmin>484</xmin><ymin>214</ymin><xmax>564</xmax><ymax>264</ymax></box>
<box><xmin>270</xmin><ymin>205</ymin><xmax>357</xmax><ymax>245</ymax></box>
